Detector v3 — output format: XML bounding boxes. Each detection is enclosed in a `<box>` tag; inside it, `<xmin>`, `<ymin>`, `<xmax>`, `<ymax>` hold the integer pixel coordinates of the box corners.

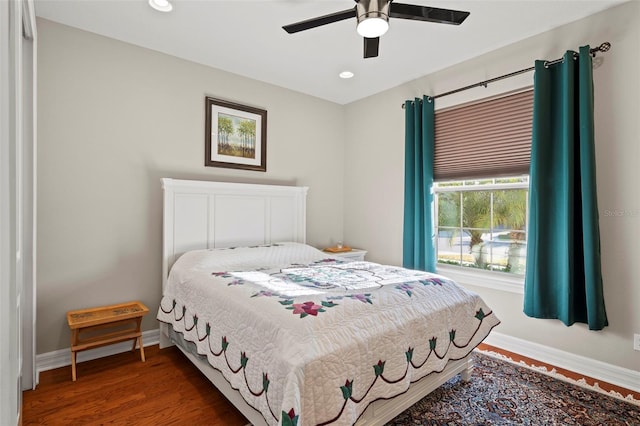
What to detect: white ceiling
<box><xmin>34</xmin><ymin>0</ymin><xmax>625</xmax><ymax>104</ymax></box>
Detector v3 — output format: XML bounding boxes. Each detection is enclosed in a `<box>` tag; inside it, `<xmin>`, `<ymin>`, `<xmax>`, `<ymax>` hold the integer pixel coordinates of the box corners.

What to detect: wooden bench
<box><xmin>66</xmin><ymin>301</ymin><xmax>149</xmax><ymax>381</ymax></box>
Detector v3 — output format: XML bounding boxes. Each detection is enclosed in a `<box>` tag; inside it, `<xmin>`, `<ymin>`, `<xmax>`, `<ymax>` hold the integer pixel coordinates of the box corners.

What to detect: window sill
<box><xmin>436</xmin><ymin>264</ymin><xmax>524</xmax><ymax>294</ymax></box>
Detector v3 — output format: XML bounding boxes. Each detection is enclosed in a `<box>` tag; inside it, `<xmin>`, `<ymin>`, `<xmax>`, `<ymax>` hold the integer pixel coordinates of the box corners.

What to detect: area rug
<box><xmin>388</xmin><ymin>352</ymin><xmax>640</xmax><ymax>425</ymax></box>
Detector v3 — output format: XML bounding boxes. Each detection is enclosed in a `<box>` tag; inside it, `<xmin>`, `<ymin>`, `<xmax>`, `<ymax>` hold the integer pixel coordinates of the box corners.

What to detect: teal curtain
<box><xmin>403</xmin><ymin>96</ymin><xmax>436</xmax><ymax>272</ymax></box>
<box><xmin>524</xmin><ymin>46</ymin><xmax>608</xmax><ymax>330</ymax></box>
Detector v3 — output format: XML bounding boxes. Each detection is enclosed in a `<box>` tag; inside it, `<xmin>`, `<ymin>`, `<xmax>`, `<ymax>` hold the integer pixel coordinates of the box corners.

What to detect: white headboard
<box><xmin>161</xmin><ymin>178</ymin><xmax>308</xmax><ymax>290</ymax></box>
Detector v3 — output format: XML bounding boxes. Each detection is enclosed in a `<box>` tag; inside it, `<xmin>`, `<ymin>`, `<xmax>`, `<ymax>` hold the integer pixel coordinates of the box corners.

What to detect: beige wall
<box><xmin>37</xmin><ymin>2</ymin><xmax>640</xmax><ymax>373</ymax></box>
<box><xmin>344</xmin><ymin>1</ymin><xmax>640</xmax><ymax>371</ymax></box>
<box><xmin>37</xmin><ymin>19</ymin><xmax>346</xmax><ymax>353</ymax></box>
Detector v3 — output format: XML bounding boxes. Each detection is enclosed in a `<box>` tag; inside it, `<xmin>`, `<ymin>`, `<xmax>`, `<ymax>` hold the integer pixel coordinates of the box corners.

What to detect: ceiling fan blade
<box><xmin>389</xmin><ymin>3</ymin><xmax>470</xmax><ymax>25</ymax></box>
<box><xmin>283</xmin><ymin>8</ymin><xmax>357</xmax><ymax>34</ymax></box>
<box><xmin>364</xmin><ymin>37</ymin><xmax>379</xmax><ymax>58</ymax></box>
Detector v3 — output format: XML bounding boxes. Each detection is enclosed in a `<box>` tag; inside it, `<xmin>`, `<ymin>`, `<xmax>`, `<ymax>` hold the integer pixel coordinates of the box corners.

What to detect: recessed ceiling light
<box><xmin>339</xmin><ymin>71</ymin><xmax>354</xmax><ymax>79</ymax></box>
<box><xmin>149</xmin><ymin>0</ymin><xmax>173</xmax><ymax>12</ymax></box>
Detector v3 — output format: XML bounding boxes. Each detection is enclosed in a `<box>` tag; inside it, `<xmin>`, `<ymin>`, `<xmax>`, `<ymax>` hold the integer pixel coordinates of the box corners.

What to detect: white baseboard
<box><xmin>484</xmin><ymin>331</ymin><xmax>640</xmax><ymax>394</ymax></box>
<box><xmin>35</xmin><ymin>328</ymin><xmax>160</xmax><ymax>383</ymax></box>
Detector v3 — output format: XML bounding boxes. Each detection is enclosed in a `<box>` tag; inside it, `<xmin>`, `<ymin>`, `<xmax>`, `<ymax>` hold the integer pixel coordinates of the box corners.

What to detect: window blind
<box><xmin>434</xmin><ymin>89</ymin><xmax>533</xmax><ymax>181</ymax></box>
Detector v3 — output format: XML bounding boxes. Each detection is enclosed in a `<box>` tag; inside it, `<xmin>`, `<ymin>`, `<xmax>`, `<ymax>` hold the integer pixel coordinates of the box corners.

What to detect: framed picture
<box><xmin>205</xmin><ymin>97</ymin><xmax>267</xmax><ymax>172</ymax></box>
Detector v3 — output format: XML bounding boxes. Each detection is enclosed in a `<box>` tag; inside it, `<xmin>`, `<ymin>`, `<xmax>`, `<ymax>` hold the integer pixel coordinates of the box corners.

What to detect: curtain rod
<box><xmin>401</xmin><ymin>42</ymin><xmax>611</xmax><ymax>108</ymax></box>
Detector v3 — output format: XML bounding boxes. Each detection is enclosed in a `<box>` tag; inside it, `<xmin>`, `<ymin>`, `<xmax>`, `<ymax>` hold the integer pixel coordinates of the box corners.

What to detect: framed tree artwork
<box><xmin>205</xmin><ymin>96</ymin><xmax>267</xmax><ymax>172</ymax></box>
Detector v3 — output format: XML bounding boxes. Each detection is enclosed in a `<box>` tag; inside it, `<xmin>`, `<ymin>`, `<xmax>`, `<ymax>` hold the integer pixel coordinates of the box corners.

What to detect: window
<box><xmin>430</xmin><ymin>89</ymin><xmax>533</xmax><ymax>285</ymax></box>
<box><xmin>435</xmin><ymin>176</ymin><xmax>528</xmax><ymax>275</ymax></box>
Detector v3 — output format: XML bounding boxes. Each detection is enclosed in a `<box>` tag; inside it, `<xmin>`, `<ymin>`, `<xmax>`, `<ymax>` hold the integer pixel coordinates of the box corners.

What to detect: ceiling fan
<box><xmin>283</xmin><ymin>0</ymin><xmax>470</xmax><ymax>59</ymax></box>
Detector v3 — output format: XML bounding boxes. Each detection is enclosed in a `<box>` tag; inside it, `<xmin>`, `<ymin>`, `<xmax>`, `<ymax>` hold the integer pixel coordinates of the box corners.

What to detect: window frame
<box><xmin>434</xmin><ymin>177</ymin><xmax>528</xmax><ymax>294</ymax></box>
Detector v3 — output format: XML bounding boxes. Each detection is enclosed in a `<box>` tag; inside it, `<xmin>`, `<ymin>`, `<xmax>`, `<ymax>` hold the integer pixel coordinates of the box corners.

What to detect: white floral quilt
<box><xmin>157</xmin><ymin>242</ymin><xmax>500</xmax><ymax>426</ymax></box>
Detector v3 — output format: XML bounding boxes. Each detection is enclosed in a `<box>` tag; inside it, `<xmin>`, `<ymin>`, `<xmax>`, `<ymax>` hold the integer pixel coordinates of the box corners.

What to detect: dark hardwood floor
<box><xmin>22</xmin><ymin>345</ymin><xmax>248</xmax><ymax>425</ymax></box>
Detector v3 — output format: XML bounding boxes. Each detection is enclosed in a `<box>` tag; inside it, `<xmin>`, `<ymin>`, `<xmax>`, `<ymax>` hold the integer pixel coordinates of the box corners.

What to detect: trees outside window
<box><xmin>435</xmin><ymin>176</ymin><xmax>528</xmax><ymax>274</ymax></box>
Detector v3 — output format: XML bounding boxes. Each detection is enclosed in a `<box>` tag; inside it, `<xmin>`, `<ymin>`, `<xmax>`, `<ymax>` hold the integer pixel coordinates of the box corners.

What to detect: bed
<box><xmin>157</xmin><ymin>178</ymin><xmax>500</xmax><ymax>426</ymax></box>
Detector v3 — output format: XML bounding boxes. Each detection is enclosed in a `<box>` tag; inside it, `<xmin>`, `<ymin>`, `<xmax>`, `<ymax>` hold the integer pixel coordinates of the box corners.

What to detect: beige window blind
<box><xmin>434</xmin><ymin>89</ymin><xmax>533</xmax><ymax>181</ymax></box>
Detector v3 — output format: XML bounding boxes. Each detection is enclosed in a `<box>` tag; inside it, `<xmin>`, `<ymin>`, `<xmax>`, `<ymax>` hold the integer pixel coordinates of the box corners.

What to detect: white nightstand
<box><xmin>324</xmin><ymin>249</ymin><xmax>367</xmax><ymax>261</ymax></box>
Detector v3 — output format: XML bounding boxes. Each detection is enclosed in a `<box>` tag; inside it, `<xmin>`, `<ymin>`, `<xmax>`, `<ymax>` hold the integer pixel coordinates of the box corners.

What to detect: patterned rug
<box><xmin>388</xmin><ymin>352</ymin><xmax>640</xmax><ymax>425</ymax></box>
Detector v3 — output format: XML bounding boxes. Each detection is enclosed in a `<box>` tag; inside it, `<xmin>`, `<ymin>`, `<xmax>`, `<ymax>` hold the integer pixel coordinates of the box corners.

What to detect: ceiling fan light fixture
<box><xmin>148</xmin><ymin>0</ymin><xmax>172</xmax><ymax>12</ymax></box>
<box><xmin>282</xmin><ymin>0</ymin><xmax>470</xmax><ymax>58</ymax></box>
<box><xmin>356</xmin><ymin>0</ymin><xmax>390</xmax><ymax>38</ymax></box>
<box><xmin>357</xmin><ymin>17</ymin><xmax>389</xmax><ymax>38</ymax></box>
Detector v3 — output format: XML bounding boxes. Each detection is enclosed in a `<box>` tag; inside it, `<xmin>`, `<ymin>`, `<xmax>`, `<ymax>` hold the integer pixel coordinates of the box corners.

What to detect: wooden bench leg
<box><xmin>71</xmin><ymin>329</ymin><xmax>79</xmax><ymax>381</ymax></box>
<box><xmin>135</xmin><ymin>318</ymin><xmax>145</xmax><ymax>362</ymax></box>
<box><xmin>139</xmin><ymin>336</ymin><xmax>146</xmax><ymax>362</ymax></box>
<box><xmin>71</xmin><ymin>350</ymin><xmax>77</xmax><ymax>381</ymax></box>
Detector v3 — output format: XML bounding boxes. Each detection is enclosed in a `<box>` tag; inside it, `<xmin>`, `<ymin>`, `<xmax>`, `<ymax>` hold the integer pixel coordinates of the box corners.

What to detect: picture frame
<box><xmin>205</xmin><ymin>96</ymin><xmax>267</xmax><ymax>172</ymax></box>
